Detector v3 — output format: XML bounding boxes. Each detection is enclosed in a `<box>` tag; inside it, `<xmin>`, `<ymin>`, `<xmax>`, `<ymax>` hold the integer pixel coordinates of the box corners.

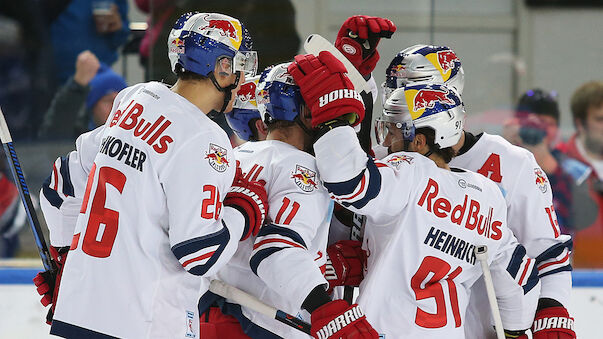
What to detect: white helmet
<box><xmin>382</xmin><ymin>44</ymin><xmax>465</xmax><ymax>104</ymax></box>
<box><xmin>376</xmin><ymin>83</ymin><xmax>465</xmax><ymax>149</ymax></box>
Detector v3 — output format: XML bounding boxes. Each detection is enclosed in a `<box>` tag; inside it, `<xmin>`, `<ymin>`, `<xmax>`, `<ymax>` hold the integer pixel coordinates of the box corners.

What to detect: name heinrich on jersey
<box><xmin>418</xmin><ymin>178</ymin><xmax>503</xmax><ymax>241</ymax></box>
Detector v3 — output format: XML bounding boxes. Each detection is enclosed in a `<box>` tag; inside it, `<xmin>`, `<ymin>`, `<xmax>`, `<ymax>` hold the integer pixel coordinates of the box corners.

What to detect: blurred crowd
<box><xmin>1</xmin><ymin>1</ymin><xmax>603</xmax><ymax>269</ymax></box>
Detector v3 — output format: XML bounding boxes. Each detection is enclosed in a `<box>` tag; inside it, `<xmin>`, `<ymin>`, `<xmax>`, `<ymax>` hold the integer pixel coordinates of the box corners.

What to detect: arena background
<box><xmin>1</xmin><ymin>0</ymin><xmax>602</xmax><ymax>337</ymax></box>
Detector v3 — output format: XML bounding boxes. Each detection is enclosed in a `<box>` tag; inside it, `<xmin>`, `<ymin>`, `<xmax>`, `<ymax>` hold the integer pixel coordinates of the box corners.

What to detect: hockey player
<box><xmin>382</xmin><ymin>45</ymin><xmax>576</xmax><ymax>339</ymax></box>
<box><xmin>199</xmin><ymin>63</ymin><xmax>378</xmax><ymax>339</ymax></box>
<box><xmin>226</xmin><ymin>75</ymin><xmax>268</xmax><ymax>142</ymax></box>
<box><xmin>33</xmin><ymin>12</ymin><xmax>269</xmax><ymax>338</ymax></box>
<box><xmin>287</xmin><ymin>51</ymin><xmax>540</xmax><ymax>338</ymax></box>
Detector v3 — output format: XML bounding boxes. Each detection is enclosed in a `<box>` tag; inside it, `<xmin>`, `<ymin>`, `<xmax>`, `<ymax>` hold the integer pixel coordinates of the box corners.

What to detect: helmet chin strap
<box><xmin>208</xmin><ymin>71</ymin><xmax>241</xmax><ymax>114</ymax></box>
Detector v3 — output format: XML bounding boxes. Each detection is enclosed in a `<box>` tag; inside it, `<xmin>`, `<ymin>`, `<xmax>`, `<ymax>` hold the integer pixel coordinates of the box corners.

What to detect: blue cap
<box><xmin>86</xmin><ymin>64</ymin><xmax>127</xmax><ymax>110</ymax></box>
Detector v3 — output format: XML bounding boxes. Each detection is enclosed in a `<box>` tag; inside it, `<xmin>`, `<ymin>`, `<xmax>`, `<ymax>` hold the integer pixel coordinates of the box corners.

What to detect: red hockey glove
<box><xmin>311</xmin><ymin>300</ymin><xmax>378</xmax><ymax>339</ymax></box>
<box><xmin>33</xmin><ymin>246</ymin><xmax>69</xmax><ymax>324</ymax></box>
<box><xmin>287</xmin><ymin>52</ymin><xmax>365</xmax><ymax>128</ymax></box>
<box><xmin>531</xmin><ymin>306</ymin><xmax>576</xmax><ymax>339</ymax></box>
<box><xmin>324</xmin><ymin>240</ymin><xmax>366</xmax><ymax>294</ymax></box>
<box><xmin>224</xmin><ymin>166</ymin><xmax>268</xmax><ymax>241</ymax></box>
<box><xmin>335</xmin><ymin>15</ymin><xmax>396</xmax><ymax>77</ymax></box>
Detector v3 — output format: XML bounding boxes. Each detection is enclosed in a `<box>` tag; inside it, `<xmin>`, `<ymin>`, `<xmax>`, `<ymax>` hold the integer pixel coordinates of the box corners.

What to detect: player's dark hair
<box><xmin>266</xmin><ymin>119</ymin><xmax>296</xmax><ymax>133</ymax></box>
<box><xmin>416</xmin><ymin>127</ymin><xmax>456</xmax><ymax>163</ymax></box>
<box><xmin>174</xmin><ymin>64</ymin><xmax>209</xmax><ymax>82</ymax></box>
<box><xmin>247</xmin><ymin>118</ymin><xmax>260</xmax><ymax>141</ymax></box>
<box><xmin>571</xmin><ymin>81</ymin><xmax>603</xmax><ymax>128</ymax></box>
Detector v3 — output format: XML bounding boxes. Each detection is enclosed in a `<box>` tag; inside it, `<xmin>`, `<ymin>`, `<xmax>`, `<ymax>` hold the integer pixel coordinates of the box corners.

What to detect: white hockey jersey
<box><xmin>42</xmin><ymin>82</ymin><xmax>246</xmax><ymax>339</ymax></box>
<box><xmin>204</xmin><ymin>140</ymin><xmax>331</xmax><ymax>338</ymax></box>
<box><xmin>314</xmin><ymin>126</ymin><xmax>540</xmax><ymax>339</ymax></box>
<box><xmin>450</xmin><ymin>133</ymin><xmax>572</xmax><ymax>338</ymax></box>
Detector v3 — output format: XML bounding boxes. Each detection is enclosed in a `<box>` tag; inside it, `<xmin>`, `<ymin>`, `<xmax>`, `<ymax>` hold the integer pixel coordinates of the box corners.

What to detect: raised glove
<box><xmin>531</xmin><ymin>306</ymin><xmax>576</xmax><ymax>339</ymax></box>
<box><xmin>335</xmin><ymin>15</ymin><xmax>396</xmax><ymax>76</ymax></box>
<box><xmin>287</xmin><ymin>52</ymin><xmax>365</xmax><ymax>128</ymax></box>
<box><xmin>311</xmin><ymin>300</ymin><xmax>378</xmax><ymax>339</ymax></box>
<box><xmin>32</xmin><ymin>246</ymin><xmax>69</xmax><ymax>324</ymax></box>
<box><xmin>324</xmin><ymin>240</ymin><xmax>366</xmax><ymax>294</ymax></box>
<box><xmin>224</xmin><ymin>166</ymin><xmax>268</xmax><ymax>241</ymax></box>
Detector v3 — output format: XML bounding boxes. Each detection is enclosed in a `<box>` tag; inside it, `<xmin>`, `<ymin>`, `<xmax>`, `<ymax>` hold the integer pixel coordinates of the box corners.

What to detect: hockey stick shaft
<box><xmin>474</xmin><ymin>245</ymin><xmax>505</xmax><ymax>339</ymax></box>
<box><xmin>209</xmin><ymin>280</ymin><xmax>312</xmax><ymax>335</ymax></box>
<box><xmin>0</xmin><ymin>107</ymin><xmax>55</xmax><ymax>271</ymax></box>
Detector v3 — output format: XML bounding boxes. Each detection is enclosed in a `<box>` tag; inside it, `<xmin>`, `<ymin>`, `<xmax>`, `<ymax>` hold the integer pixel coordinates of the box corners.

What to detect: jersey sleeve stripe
<box><xmin>42</xmin><ymin>174</ymin><xmax>64</xmax><ymax>209</ymax></box>
<box><xmin>534</xmin><ymin>239</ymin><xmax>573</xmax><ymax>277</ymax></box>
<box><xmin>253</xmin><ymin>238</ymin><xmax>305</xmax><ymax>250</ymax></box>
<box><xmin>250</xmin><ymin>247</ymin><xmax>285</xmax><ymax>275</ymax></box>
<box><xmin>506</xmin><ymin>244</ymin><xmax>539</xmax><ymax>294</ymax></box>
<box><xmin>538</xmin><ymin>252</ymin><xmax>569</xmax><ymax>271</ymax></box>
<box><xmin>59</xmin><ymin>155</ymin><xmax>75</xmax><ymax>197</ymax></box>
<box><xmin>171</xmin><ymin>222</ymin><xmax>230</xmax><ymax>276</ymax></box>
<box><xmin>374</xmin><ymin>162</ymin><xmax>388</xmax><ymax>168</ymax></box>
<box><xmin>256</xmin><ymin>223</ymin><xmax>307</xmax><ymax>248</ymax></box>
<box><xmin>535</xmin><ymin>239</ymin><xmax>573</xmax><ymax>264</ymax></box>
<box><xmin>324</xmin><ymin>158</ymin><xmax>382</xmax><ymax>209</ymax></box>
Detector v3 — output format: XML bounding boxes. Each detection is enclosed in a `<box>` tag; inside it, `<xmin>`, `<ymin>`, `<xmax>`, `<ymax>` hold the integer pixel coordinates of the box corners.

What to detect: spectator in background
<box><xmin>504</xmin><ymin>88</ymin><xmax>594</xmax><ymax>235</ymax></box>
<box><xmin>38</xmin><ymin>50</ymin><xmax>127</xmax><ymax>139</ymax></box>
<box><xmin>558</xmin><ymin>81</ymin><xmax>603</xmax><ymax>268</ymax></box>
<box><xmin>0</xmin><ymin>158</ymin><xmax>25</xmax><ymax>258</ymax></box>
<box><xmin>50</xmin><ymin>0</ymin><xmax>130</xmax><ymax>85</ymax></box>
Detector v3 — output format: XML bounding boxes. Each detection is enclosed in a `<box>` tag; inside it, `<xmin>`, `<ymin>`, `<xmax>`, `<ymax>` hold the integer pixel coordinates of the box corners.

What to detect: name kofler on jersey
<box><xmin>99</xmin><ymin>135</ymin><xmax>147</xmax><ymax>172</ymax></box>
<box><xmin>418</xmin><ymin>178</ymin><xmax>503</xmax><ymax>241</ymax></box>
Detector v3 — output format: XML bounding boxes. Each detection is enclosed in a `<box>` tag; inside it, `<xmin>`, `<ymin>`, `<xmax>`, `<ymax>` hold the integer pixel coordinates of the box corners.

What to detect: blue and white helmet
<box><xmin>256</xmin><ymin>62</ymin><xmax>304</xmax><ymax>124</ymax></box>
<box><xmin>226</xmin><ymin>75</ymin><xmax>262</xmax><ymax>140</ymax></box>
<box><xmin>376</xmin><ymin>83</ymin><xmax>465</xmax><ymax>149</ymax></box>
<box><xmin>168</xmin><ymin>12</ymin><xmax>257</xmax><ymax>77</ymax></box>
<box><xmin>382</xmin><ymin>44</ymin><xmax>465</xmax><ymax>104</ymax></box>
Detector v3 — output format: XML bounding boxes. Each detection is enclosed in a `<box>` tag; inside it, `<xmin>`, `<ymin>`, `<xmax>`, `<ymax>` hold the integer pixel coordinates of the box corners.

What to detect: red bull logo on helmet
<box><xmin>390</xmin><ymin>64</ymin><xmax>406</xmax><ymax>77</ymax></box>
<box><xmin>169</xmin><ymin>38</ymin><xmax>185</xmax><ymax>54</ymax></box>
<box><xmin>205</xmin><ymin>143</ymin><xmax>229</xmax><ymax>172</ymax></box>
<box><xmin>200</xmin><ymin>14</ymin><xmax>242</xmax><ymax>48</ymax></box>
<box><xmin>437</xmin><ymin>50</ymin><xmax>459</xmax><ymax>75</ymax></box>
<box><xmin>237</xmin><ymin>81</ymin><xmax>257</xmax><ymax>103</ymax></box>
<box><xmin>408</xmin><ymin>88</ymin><xmax>456</xmax><ymax>117</ymax></box>
<box><xmin>256</xmin><ymin>89</ymin><xmax>270</xmax><ymax>105</ymax></box>
<box><xmin>291</xmin><ymin>165</ymin><xmax>318</xmax><ymax>192</ymax></box>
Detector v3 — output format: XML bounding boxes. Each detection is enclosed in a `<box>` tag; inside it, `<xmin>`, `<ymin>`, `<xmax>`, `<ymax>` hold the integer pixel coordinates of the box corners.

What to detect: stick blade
<box><xmin>303</xmin><ymin>34</ymin><xmax>370</xmax><ymax>94</ymax></box>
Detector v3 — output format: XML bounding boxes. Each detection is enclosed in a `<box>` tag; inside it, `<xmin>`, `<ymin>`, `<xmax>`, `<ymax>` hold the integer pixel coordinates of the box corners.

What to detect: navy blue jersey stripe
<box><xmin>523</xmin><ymin>264</ymin><xmax>540</xmax><ymax>294</ymax></box>
<box><xmin>324</xmin><ymin>168</ymin><xmax>366</xmax><ymax>196</ymax></box>
<box><xmin>42</xmin><ymin>174</ymin><xmax>64</xmax><ymax>209</ymax></box>
<box><xmin>507</xmin><ymin>245</ymin><xmax>527</xmax><ymax>278</ymax></box>
<box><xmin>348</xmin><ymin>158</ymin><xmax>382</xmax><ymax>209</ymax></box>
<box><xmin>257</xmin><ymin>223</ymin><xmax>307</xmax><ymax>248</ymax></box>
<box><xmin>59</xmin><ymin>155</ymin><xmax>75</xmax><ymax>197</ymax></box>
<box><xmin>50</xmin><ymin>320</ymin><xmax>117</xmax><ymax>338</ymax></box>
<box><xmin>535</xmin><ymin>239</ymin><xmax>573</xmax><ymax>265</ymax></box>
<box><xmin>250</xmin><ymin>247</ymin><xmax>285</xmax><ymax>275</ymax></box>
<box><xmin>538</xmin><ymin>265</ymin><xmax>573</xmax><ymax>278</ymax></box>
<box><xmin>221</xmin><ymin>302</ymin><xmax>282</xmax><ymax>338</ymax></box>
<box><xmin>171</xmin><ymin>223</ymin><xmax>230</xmax><ymax>260</ymax></box>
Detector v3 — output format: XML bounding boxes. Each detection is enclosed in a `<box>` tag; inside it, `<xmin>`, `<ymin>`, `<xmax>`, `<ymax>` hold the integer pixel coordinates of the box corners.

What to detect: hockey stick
<box><xmin>0</xmin><ymin>106</ymin><xmax>56</xmax><ymax>272</ymax></box>
<box><xmin>303</xmin><ymin>34</ymin><xmax>370</xmax><ymax>95</ymax></box>
<box><xmin>474</xmin><ymin>245</ymin><xmax>505</xmax><ymax>339</ymax></box>
<box><xmin>209</xmin><ymin>280</ymin><xmax>312</xmax><ymax>335</ymax></box>
<box><xmin>304</xmin><ymin>33</ymin><xmax>371</xmax><ymax>304</ymax></box>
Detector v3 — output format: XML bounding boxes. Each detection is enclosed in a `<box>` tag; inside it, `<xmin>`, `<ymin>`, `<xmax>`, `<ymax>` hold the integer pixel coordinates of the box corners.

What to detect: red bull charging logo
<box><xmin>205</xmin><ymin>143</ymin><xmax>229</xmax><ymax>172</ymax></box>
<box><xmin>412</xmin><ymin>88</ymin><xmax>455</xmax><ymax>112</ymax></box>
<box><xmin>436</xmin><ymin>50</ymin><xmax>459</xmax><ymax>75</ymax></box>
<box><xmin>202</xmin><ymin>15</ymin><xmax>238</xmax><ymax>39</ymax></box>
<box><xmin>291</xmin><ymin>165</ymin><xmax>318</xmax><ymax>192</ymax></box>
<box><xmin>534</xmin><ymin>168</ymin><xmax>548</xmax><ymax>193</ymax></box>
<box><xmin>237</xmin><ymin>81</ymin><xmax>257</xmax><ymax>103</ymax></box>
<box><xmin>169</xmin><ymin>38</ymin><xmax>185</xmax><ymax>54</ymax></box>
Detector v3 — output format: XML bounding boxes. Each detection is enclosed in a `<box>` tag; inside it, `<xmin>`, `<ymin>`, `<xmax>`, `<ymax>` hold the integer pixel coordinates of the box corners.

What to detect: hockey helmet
<box><xmin>376</xmin><ymin>83</ymin><xmax>465</xmax><ymax>149</ymax></box>
<box><xmin>256</xmin><ymin>63</ymin><xmax>304</xmax><ymax>124</ymax></box>
<box><xmin>382</xmin><ymin>45</ymin><xmax>465</xmax><ymax>104</ymax></box>
<box><xmin>226</xmin><ymin>75</ymin><xmax>262</xmax><ymax>141</ymax></box>
<box><xmin>168</xmin><ymin>12</ymin><xmax>257</xmax><ymax>78</ymax></box>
